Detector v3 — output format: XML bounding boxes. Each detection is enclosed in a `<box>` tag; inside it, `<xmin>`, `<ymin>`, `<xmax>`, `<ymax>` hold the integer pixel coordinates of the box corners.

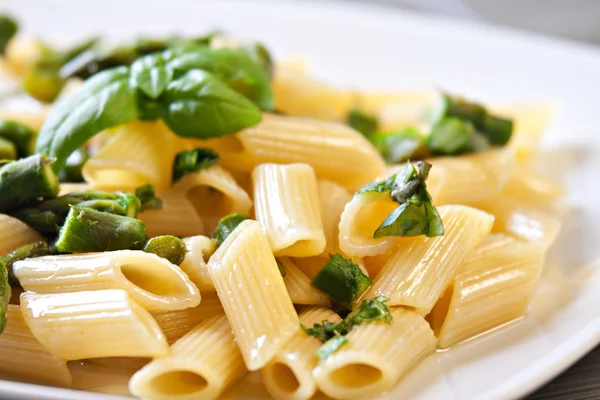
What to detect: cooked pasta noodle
<box><xmin>14</xmin><ymin>250</ymin><xmax>200</xmax><ymax>311</ymax></box>
<box><xmin>317</xmin><ymin>180</ymin><xmax>352</xmax><ymax>256</ymax></box>
<box><xmin>207</xmin><ymin>219</ymin><xmax>299</xmax><ymax>370</ymax></box>
<box><xmin>253</xmin><ymin>163</ymin><xmax>325</xmax><ymax>257</ymax></box>
<box><xmin>20</xmin><ymin>289</ymin><xmax>169</xmax><ymax>360</ymax></box>
<box><xmin>138</xmin><ymin>189</ymin><xmax>205</xmax><ymax>238</ymax></box>
<box><xmin>179</xmin><ymin>235</ymin><xmax>218</xmax><ymax>293</ymax></box>
<box><xmin>280</xmin><ymin>258</ymin><xmax>330</xmax><ymax>307</ymax></box>
<box><xmin>364</xmin><ymin>205</ymin><xmax>494</xmax><ymax>314</ymax></box>
<box><xmin>0</xmin><ymin>305</ymin><xmax>72</xmax><ymax>387</ymax></box>
<box><xmin>0</xmin><ymin>214</ymin><xmax>43</xmax><ymax>255</ymax></box>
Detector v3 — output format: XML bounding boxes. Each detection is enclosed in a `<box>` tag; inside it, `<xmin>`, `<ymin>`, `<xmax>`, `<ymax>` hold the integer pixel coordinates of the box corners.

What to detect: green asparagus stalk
<box><xmin>0</xmin><ymin>155</ymin><xmax>60</xmax><ymax>213</ymax></box>
<box><xmin>0</xmin><ymin>137</ymin><xmax>17</xmax><ymax>160</ymax></box>
<box><xmin>58</xmin><ymin>146</ymin><xmax>88</xmax><ymax>182</ymax></box>
<box><xmin>0</xmin><ymin>120</ymin><xmax>36</xmax><ymax>158</ymax></box>
<box><xmin>143</xmin><ymin>235</ymin><xmax>187</xmax><ymax>265</ymax></box>
<box><xmin>1</xmin><ymin>241</ymin><xmax>53</xmax><ymax>287</ymax></box>
<box><xmin>135</xmin><ymin>184</ymin><xmax>163</xmax><ymax>211</ymax></box>
<box><xmin>0</xmin><ymin>14</ymin><xmax>17</xmax><ymax>55</ymax></box>
<box><xmin>0</xmin><ymin>259</ymin><xmax>9</xmax><ymax>334</ymax></box>
<box><xmin>54</xmin><ymin>206</ymin><xmax>147</xmax><ymax>253</ymax></box>
<box><xmin>9</xmin><ymin>208</ymin><xmax>63</xmax><ymax>235</ymax></box>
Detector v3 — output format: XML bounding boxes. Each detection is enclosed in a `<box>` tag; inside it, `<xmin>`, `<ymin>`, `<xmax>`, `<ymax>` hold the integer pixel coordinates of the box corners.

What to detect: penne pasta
<box><xmin>280</xmin><ymin>258</ymin><xmax>330</xmax><ymax>307</ymax></box>
<box><xmin>58</xmin><ymin>182</ymin><xmax>91</xmax><ymax>195</ymax></box>
<box><xmin>428</xmin><ymin>234</ymin><xmax>545</xmax><ymax>348</ymax></box>
<box><xmin>425</xmin><ymin>147</ymin><xmax>515</xmax><ymax>205</ymax></box>
<box><xmin>475</xmin><ymin>198</ymin><xmax>561</xmax><ymax>249</ymax></box>
<box><xmin>129</xmin><ymin>315</ymin><xmax>247</xmax><ymax>400</ymax></box>
<box><xmin>273</xmin><ymin>66</ymin><xmax>353</xmax><ymax>122</ymax></box>
<box><xmin>179</xmin><ymin>235</ymin><xmax>218</xmax><ymax>293</ymax></box>
<box><xmin>138</xmin><ymin>188</ymin><xmax>205</xmax><ymax>238</ymax></box>
<box><xmin>262</xmin><ymin>307</ymin><xmax>342</xmax><ymax>400</ymax></box>
<box><xmin>20</xmin><ymin>289</ymin><xmax>169</xmax><ymax>360</ymax></box>
<box><xmin>253</xmin><ymin>163</ymin><xmax>326</xmax><ymax>257</ymax></box>
<box><xmin>151</xmin><ymin>292</ymin><xmax>224</xmax><ymax>344</ymax></box>
<box><xmin>501</xmin><ymin>164</ymin><xmax>565</xmax><ymax>209</ymax></box>
<box><xmin>0</xmin><ymin>214</ymin><xmax>43</xmax><ymax>255</ymax></box>
<box><xmin>14</xmin><ymin>250</ymin><xmax>200</xmax><ymax>312</ymax></box>
<box><xmin>207</xmin><ymin>219</ymin><xmax>299</xmax><ymax>370</ymax></box>
<box><xmin>364</xmin><ymin>205</ymin><xmax>494</xmax><ymax>314</ymax></box>
<box><xmin>70</xmin><ymin>360</ymin><xmax>135</xmax><ymax>397</ymax></box>
<box><xmin>0</xmin><ymin>305</ymin><xmax>72</xmax><ymax>387</ymax></box>
<box><xmin>82</xmin><ymin>120</ymin><xmax>179</xmax><ymax>189</ymax></box>
<box><xmin>338</xmin><ymin>191</ymin><xmax>400</xmax><ymax>257</ymax></box>
<box><xmin>173</xmin><ymin>165</ymin><xmax>252</xmax><ymax>234</ymax></box>
<box><xmin>291</xmin><ymin>255</ymin><xmax>329</xmax><ymax>280</ymax></box>
<box><xmin>214</xmin><ymin>114</ymin><xmax>386</xmax><ymax>190</ymax></box>
<box><xmin>357</xmin><ymin>90</ymin><xmax>437</xmax><ymax>131</ymax></box>
<box><xmin>313</xmin><ymin>308</ymin><xmax>436</xmax><ymax>400</ymax></box>
<box><xmin>317</xmin><ymin>180</ymin><xmax>352</xmax><ymax>255</ymax></box>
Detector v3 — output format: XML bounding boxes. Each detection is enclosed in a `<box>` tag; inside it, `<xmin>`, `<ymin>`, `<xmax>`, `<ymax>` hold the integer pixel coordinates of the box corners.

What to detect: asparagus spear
<box><xmin>143</xmin><ymin>235</ymin><xmax>187</xmax><ymax>265</ymax></box>
<box><xmin>0</xmin><ymin>14</ymin><xmax>17</xmax><ymax>55</ymax></box>
<box><xmin>0</xmin><ymin>258</ymin><xmax>9</xmax><ymax>334</ymax></box>
<box><xmin>0</xmin><ymin>155</ymin><xmax>60</xmax><ymax>213</ymax></box>
<box><xmin>1</xmin><ymin>241</ymin><xmax>53</xmax><ymax>287</ymax></box>
<box><xmin>0</xmin><ymin>120</ymin><xmax>36</xmax><ymax>158</ymax></box>
<box><xmin>54</xmin><ymin>206</ymin><xmax>147</xmax><ymax>253</ymax></box>
<box><xmin>0</xmin><ymin>137</ymin><xmax>16</xmax><ymax>160</ymax></box>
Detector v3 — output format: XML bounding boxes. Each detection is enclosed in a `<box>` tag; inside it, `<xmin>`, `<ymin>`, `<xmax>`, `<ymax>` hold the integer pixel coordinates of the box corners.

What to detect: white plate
<box><xmin>1</xmin><ymin>1</ymin><xmax>600</xmax><ymax>399</ymax></box>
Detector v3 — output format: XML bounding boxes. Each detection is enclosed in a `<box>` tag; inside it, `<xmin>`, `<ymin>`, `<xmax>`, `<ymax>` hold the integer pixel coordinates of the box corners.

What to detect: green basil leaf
<box><xmin>172</xmin><ymin>147</ymin><xmax>219</xmax><ymax>181</ymax></box>
<box><xmin>0</xmin><ymin>15</ymin><xmax>17</xmax><ymax>55</ymax></box>
<box><xmin>35</xmin><ymin>67</ymin><xmax>139</xmax><ymax>172</ymax></box>
<box><xmin>167</xmin><ymin>46</ymin><xmax>274</xmax><ymax>110</ymax></box>
<box><xmin>243</xmin><ymin>42</ymin><xmax>273</xmax><ymax>77</ymax></box>
<box><xmin>130</xmin><ymin>52</ymin><xmax>174</xmax><ymax>99</ymax></box>
<box><xmin>160</xmin><ymin>69</ymin><xmax>261</xmax><ymax>138</ymax></box>
<box><xmin>316</xmin><ymin>335</ymin><xmax>348</xmax><ymax>360</ymax></box>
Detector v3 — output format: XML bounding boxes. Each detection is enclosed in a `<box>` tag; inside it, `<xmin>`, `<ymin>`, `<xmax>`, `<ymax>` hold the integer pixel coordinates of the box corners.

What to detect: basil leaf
<box><xmin>317</xmin><ymin>335</ymin><xmax>348</xmax><ymax>360</ymax></box>
<box><xmin>430</xmin><ymin>93</ymin><xmax>487</xmax><ymax>130</ymax></box>
<box><xmin>347</xmin><ymin>109</ymin><xmax>378</xmax><ymax>136</ymax></box>
<box><xmin>213</xmin><ymin>213</ymin><xmax>250</xmax><ymax>246</ymax></box>
<box><xmin>35</xmin><ymin>67</ymin><xmax>139</xmax><ymax>172</ymax></box>
<box><xmin>172</xmin><ymin>147</ymin><xmax>219</xmax><ymax>181</ymax></box>
<box><xmin>243</xmin><ymin>42</ymin><xmax>273</xmax><ymax>77</ymax></box>
<box><xmin>311</xmin><ymin>253</ymin><xmax>372</xmax><ymax>309</ymax></box>
<box><xmin>0</xmin><ymin>15</ymin><xmax>17</xmax><ymax>55</ymax></box>
<box><xmin>130</xmin><ymin>52</ymin><xmax>174</xmax><ymax>99</ymax></box>
<box><xmin>167</xmin><ymin>47</ymin><xmax>274</xmax><ymax>110</ymax></box>
<box><xmin>160</xmin><ymin>69</ymin><xmax>262</xmax><ymax>138</ymax></box>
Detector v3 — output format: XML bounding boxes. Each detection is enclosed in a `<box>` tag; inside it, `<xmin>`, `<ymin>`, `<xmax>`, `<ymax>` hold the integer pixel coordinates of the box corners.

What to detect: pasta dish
<box><xmin>0</xmin><ymin>14</ymin><xmax>563</xmax><ymax>400</ymax></box>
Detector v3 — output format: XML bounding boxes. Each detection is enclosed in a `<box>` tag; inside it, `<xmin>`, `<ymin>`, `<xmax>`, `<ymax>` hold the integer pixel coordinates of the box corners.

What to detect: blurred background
<box><xmin>347</xmin><ymin>0</ymin><xmax>600</xmax><ymax>44</ymax></box>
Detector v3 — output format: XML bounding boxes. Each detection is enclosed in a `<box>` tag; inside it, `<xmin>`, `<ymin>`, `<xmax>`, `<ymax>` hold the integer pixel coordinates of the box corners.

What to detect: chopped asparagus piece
<box><xmin>143</xmin><ymin>235</ymin><xmax>187</xmax><ymax>265</ymax></box>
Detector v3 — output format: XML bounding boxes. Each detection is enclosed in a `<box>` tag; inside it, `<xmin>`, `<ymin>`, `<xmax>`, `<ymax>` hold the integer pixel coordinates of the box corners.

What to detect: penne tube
<box><xmin>129</xmin><ymin>315</ymin><xmax>247</xmax><ymax>400</ymax></box>
<box><xmin>253</xmin><ymin>163</ymin><xmax>326</xmax><ymax>257</ymax></box>
<box><xmin>82</xmin><ymin>120</ymin><xmax>179</xmax><ymax>189</ymax></box>
<box><xmin>70</xmin><ymin>360</ymin><xmax>135</xmax><ymax>397</ymax></box>
<box><xmin>475</xmin><ymin>198</ymin><xmax>561</xmax><ymax>249</ymax></box>
<box><xmin>0</xmin><ymin>214</ymin><xmax>43</xmax><ymax>255</ymax></box>
<box><xmin>262</xmin><ymin>307</ymin><xmax>342</xmax><ymax>400</ymax></box>
<box><xmin>151</xmin><ymin>292</ymin><xmax>224</xmax><ymax>344</ymax></box>
<box><xmin>214</xmin><ymin>114</ymin><xmax>386</xmax><ymax>190</ymax></box>
<box><xmin>59</xmin><ymin>182</ymin><xmax>91</xmax><ymax>195</ymax></box>
<box><xmin>490</xmin><ymin>103</ymin><xmax>556</xmax><ymax>160</ymax></box>
<box><xmin>280</xmin><ymin>258</ymin><xmax>330</xmax><ymax>307</ymax></box>
<box><xmin>357</xmin><ymin>90</ymin><xmax>437</xmax><ymax>131</ymax></box>
<box><xmin>501</xmin><ymin>164</ymin><xmax>565</xmax><ymax>209</ymax></box>
<box><xmin>428</xmin><ymin>234</ymin><xmax>545</xmax><ymax>348</ymax></box>
<box><xmin>87</xmin><ymin>357</ymin><xmax>149</xmax><ymax>371</ymax></box>
<box><xmin>207</xmin><ymin>220</ymin><xmax>299</xmax><ymax>370</ymax></box>
<box><xmin>179</xmin><ymin>235</ymin><xmax>218</xmax><ymax>292</ymax></box>
<box><xmin>364</xmin><ymin>205</ymin><xmax>494</xmax><ymax>314</ymax></box>
<box><xmin>20</xmin><ymin>289</ymin><xmax>169</xmax><ymax>360</ymax></box>
<box><xmin>172</xmin><ymin>165</ymin><xmax>252</xmax><ymax>234</ymax></box>
<box><xmin>273</xmin><ymin>66</ymin><xmax>353</xmax><ymax>122</ymax></box>
<box><xmin>425</xmin><ymin>147</ymin><xmax>515</xmax><ymax>205</ymax></box>
<box><xmin>0</xmin><ymin>305</ymin><xmax>72</xmax><ymax>387</ymax></box>
<box><xmin>138</xmin><ymin>189</ymin><xmax>205</xmax><ymax>238</ymax></box>
<box><xmin>14</xmin><ymin>250</ymin><xmax>200</xmax><ymax>312</ymax></box>
<box><xmin>292</xmin><ymin>255</ymin><xmax>329</xmax><ymax>280</ymax></box>
<box><xmin>313</xmin><ymin>308</ymin><xmax>436</xmax><ymax>400</ymax></box>
<box><xmin>317</xmin><ymin>180</ymin><xmax>352</xmax><ymax>256</ymax></box>
<box><xmin>338</xmin><ymin>191</ymin><xmax>400</xmax><ymax>257</ymax></box>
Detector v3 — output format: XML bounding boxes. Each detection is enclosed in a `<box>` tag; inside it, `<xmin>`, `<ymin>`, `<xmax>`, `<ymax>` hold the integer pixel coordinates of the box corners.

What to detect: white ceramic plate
<box><xmin>1</xmin><ymin>1</ymin><xmax>600</xmax><ymax>399</ymax></box>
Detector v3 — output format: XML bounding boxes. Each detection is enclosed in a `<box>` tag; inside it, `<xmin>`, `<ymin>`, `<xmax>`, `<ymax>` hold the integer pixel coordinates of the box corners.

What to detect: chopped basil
<box><xmin>302</xmin><ymin>296</ymin><xmax>392</xmax><ymax>360</ymax></box>
<box><xmin>347</xmin><ymin>109</ymin><xmax>378</xmax><ymax>137</ymax></box>
<box><xmin>311</xmin><ymin>254</ymin><xmax>372</xmax><ymax>309</ymax></box>
<box><xmin>213</xmin><ymin>213</ymin><xmax>250</xmax><ymax>246</ymax></box>
<box><xmin>172</xmin><ymin>148</ymin><xmax>219</xmax><ymax>181</ymax></box>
